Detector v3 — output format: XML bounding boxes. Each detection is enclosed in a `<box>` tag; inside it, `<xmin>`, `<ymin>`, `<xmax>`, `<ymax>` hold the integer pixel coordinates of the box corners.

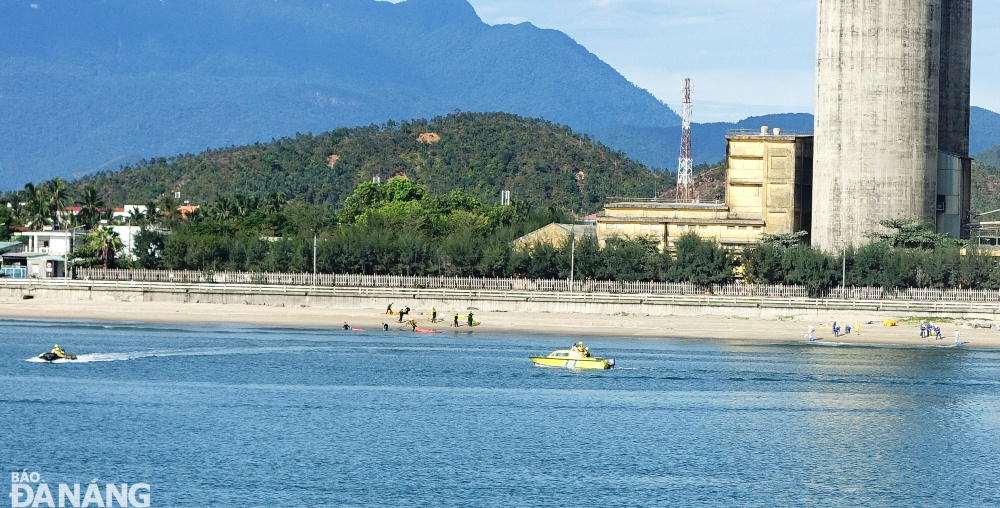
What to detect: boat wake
<box><xmin>26</xmin><ymin>351</ymin><xmax>161</xmax><ymax>363</ymax></box>
<box><xmin>24</xmin><ymin>345</ymin><xmax>336</xmax><ymax>364</ymax></box>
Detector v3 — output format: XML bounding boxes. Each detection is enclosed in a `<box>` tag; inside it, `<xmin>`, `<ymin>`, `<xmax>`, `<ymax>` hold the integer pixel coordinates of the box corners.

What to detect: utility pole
<box><xmin>569</xmin><ymin>226</ymin><xmax>576</xmax><ymax>293</ymax></box>
<box><xmin>842</xmin><ymin>243</ymin><xmax>847</xmax><ymax>289</ymax></box>
<box><xmin>64</xmin><ymin>230</ymin><xmax>69</xmax><ymax>279</ymax></box>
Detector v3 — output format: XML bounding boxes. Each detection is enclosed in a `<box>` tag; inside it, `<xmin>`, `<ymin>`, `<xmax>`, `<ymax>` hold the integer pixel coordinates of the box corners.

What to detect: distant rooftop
<box><xmin>0</xmin><ymin>241</ymin><xmax>22</xmax><ymax>253</ymax></box>
<box><xmin>551</xmin><ymin>223</ymin><xmax>596</xmax><ymax>235</ymax></box>
<box><xmin>727</xmin><ymin>127</ymin><xmax>813</xmax><ymax>137</ymax></box>
<box><xmin>604</xmin><ymin>197</ymin><xmax>726</xmax><ymax>209</ymax></box>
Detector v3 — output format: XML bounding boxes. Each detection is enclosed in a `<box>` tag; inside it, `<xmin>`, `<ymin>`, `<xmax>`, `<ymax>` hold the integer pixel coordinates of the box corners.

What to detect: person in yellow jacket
<box><xmin>51</xmin><ymin>344</ymin><xmax>66</xmax><ymax>358</ymax></box>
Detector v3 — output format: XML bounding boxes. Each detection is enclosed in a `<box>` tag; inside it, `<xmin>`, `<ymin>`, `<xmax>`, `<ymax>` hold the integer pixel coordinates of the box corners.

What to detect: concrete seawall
<box><xmin>2</xmin><ymin>281</ymin><xmax>998</xmax><ymax>321</ymax></box>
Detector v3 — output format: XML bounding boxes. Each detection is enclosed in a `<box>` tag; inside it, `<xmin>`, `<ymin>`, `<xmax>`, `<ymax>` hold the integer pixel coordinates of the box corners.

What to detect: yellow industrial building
<box><xmin>596</xmin><ymin>127</ymin><xmax>814</xmax><ymax>251</ymax></box>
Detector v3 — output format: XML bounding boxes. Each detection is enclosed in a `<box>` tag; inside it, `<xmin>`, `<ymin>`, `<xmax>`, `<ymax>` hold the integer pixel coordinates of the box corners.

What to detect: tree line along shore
<box><xmin>5</xmin><ymin>175</ymin><xmax>1000</xmax><ymax>295</ymax></box>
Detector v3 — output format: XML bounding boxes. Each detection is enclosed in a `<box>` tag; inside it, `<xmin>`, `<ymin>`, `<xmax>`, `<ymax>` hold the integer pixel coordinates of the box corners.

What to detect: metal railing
<box><xmin>604</xmin><ymin>197</ymin><xmax>724</xmax><ymax>206</ymax></box>
<box><xmin>65</xmin><ymin>268</ymin><xmax>1000</xmax><ymax>303</ymax></box>
<box><xmin>726</xmin><ymin>128</ymin><xmax>812</xmax><ymax>136</ymax></box>
<box><xmin>5</xmin><ymin>277</ymin><xmax>1000</xmax><ymax>317</ymax></box>
<box><xmin>1</xmin><ymin>267</ymin><xmax>27</xmax><ymax>279</ymax></box>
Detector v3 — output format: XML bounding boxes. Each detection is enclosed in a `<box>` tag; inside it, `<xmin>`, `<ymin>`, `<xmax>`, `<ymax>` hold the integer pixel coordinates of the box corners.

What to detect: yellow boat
<box><xmin>529</xmin><ymin>344</ymin><xmax>614</xmax><ymax>370</ymax></box>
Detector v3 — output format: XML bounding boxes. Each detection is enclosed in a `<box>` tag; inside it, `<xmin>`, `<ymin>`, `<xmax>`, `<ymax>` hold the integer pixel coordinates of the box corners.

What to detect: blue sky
<box><xmin>459</xmin><ymin>0</ymin><xmax>998</xmax><ymax>122</ymax></box>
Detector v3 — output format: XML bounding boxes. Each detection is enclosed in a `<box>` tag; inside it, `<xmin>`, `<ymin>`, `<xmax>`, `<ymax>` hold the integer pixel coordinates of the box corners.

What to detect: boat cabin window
<box><xmin>552</xmin><ymin>352</ymin><xmax>569</xmax><ymax>357</ymax></box>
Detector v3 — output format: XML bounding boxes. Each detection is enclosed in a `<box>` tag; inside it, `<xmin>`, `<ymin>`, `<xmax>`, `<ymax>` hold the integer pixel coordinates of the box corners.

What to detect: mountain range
<box><xmin>2</xmin><ymin>0</ymin><xmax>998</xmax><ymax>189</ymax></box>
<box><xmin>0</xmin><ymin>0</ymin><xmax>678</xmax><ymax>188</ymax></box>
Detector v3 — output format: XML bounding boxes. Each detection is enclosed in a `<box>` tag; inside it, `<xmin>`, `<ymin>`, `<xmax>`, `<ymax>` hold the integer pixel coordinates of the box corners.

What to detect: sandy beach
<box><xmin>2</xmin><ymin>297</ymin><xmax>998</xmax><ymax>347</ymax></box>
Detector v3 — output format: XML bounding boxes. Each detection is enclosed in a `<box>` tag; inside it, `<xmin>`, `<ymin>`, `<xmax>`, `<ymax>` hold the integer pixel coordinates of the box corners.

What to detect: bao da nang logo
<box><xmin>10</xmin><ymin>472</ymin><xmax>150</xmax><ymax>508</ymax></box>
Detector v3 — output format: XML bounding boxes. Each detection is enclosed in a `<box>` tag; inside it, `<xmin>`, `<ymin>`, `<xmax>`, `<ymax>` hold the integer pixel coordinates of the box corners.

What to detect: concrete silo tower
<box><xmin>812</xmin><ymin>0</ymin><xmax>972</xmax><ymax>251</ymax></box>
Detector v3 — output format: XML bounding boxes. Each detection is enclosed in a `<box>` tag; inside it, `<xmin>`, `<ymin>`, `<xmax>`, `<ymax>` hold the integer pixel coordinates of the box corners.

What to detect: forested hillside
<box><xmin>74</xmin><ymin>112</ymin><xmax>670</xmax><ymax>214</ymax></box>
<box><xmin>972</xmin><ymin>107</ymin><xmax>1000</xmax><ymax>155</ymax></box>
<box><xmin>0</xmin><ymin>0</ymin><xmax>679</xmax><ymax>188</ymax></box>
<box><xmin>975</xmin><ymin>144</ymin><xmax>1000</xmax><ymax>168</ymax></box>
<box><xmin>972</xmin><ymin>161</ymin><xmax>1000</xmax><ymax>217</ymax></box>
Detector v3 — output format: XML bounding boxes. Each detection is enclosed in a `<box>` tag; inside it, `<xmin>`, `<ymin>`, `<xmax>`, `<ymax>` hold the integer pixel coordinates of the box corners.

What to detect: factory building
<box><xmin>596</xmin><ymin>128</ymin><xmax>813</xmax><ymax>252</ymax></box>
<box><xmin>812</xmin><ymin>0</ymin><xmax>973</xmax><ymax>251</ymax></box>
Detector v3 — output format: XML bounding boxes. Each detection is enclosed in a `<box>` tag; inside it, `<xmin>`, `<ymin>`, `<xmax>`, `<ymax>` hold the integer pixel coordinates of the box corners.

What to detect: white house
<box><xmin>13</xmin><ymin>229</ymin><xmax>88</xmax><ymax>256</ymax></box>
<box><xmin>3</xmin><ymin>229</ymin><xmax>88</xmax><ymax>278</ymax></box>
<box><xmin>111</xmin><ymin>225</ymin><xmax>142</xmax><ymax>261</ymax></box>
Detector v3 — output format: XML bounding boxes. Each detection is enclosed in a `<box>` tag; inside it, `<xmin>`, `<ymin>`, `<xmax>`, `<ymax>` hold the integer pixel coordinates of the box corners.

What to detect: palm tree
<box><xmin>88</xmin><ymin>226</ymin><xmax>124</xmax><ymax>268</ymax></box>
<box><xmin>128</xmin><ymin>207</ymin><xmax>144</xmax><ymax>226</ymax></box>
<box><xmin>77</xmin><ymin>186</ymin><xmax>106</xmax><ymax>230</ymax></box>
<box><xmin>44</xmin><ymin>178</ymin><xmax>71</xmax><ymax>226</ymax></box>
<box><xmin>213</xmin><ymin>196</ymin><xmax>233</xmax><ymax>221</ymax></box>
<box><xmin>264</xmin><ymin>191</ymin><xmax>286</xmax><ymax>214</ymax></box>
<box><xmin>23</xmin><ymin>183</ymin><xmax>38</xmax><ymax>204</ymax></box>
<box><xmin>8</xmin><ymin>200</ymin><xmax>24</xmax><ymax>223</ymax></box>
<box><xmin>65</xmin><ymin>211</ymin><xmax>81</xmax><ymax>229</ymax></box>
<box><xmin>234</xmin><ymin>194</ymin><xmax>257</xmax><ymax>218</ymax></box>
<box><xmin>24</xmin><ymin>183</ymin><xmax>51</xmax><ymax>231</ymax></box>
<box><xmin>99</xmin><ymin>206</ymin><xmax>115</xmax><ymax>224</ymax></box>
<box><xmin>158</xmin><ymin>195</ymin><xmax>181</xmax><ymax>221</ymax></box>
<box><xmin>144</xmin><ymin>201</ymin><xmax>161</xmax><ymax>225</ymax></box>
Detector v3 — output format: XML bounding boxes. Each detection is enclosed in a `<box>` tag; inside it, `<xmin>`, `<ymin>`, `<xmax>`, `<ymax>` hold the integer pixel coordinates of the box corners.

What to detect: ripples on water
<box><xmin>2</xmin><ymin>319</ymin><xmax>999</xmax><ymax>506</ymax></box>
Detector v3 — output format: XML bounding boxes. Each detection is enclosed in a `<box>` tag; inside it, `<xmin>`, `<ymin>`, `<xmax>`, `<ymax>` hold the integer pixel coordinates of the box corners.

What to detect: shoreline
<box><xmin>2</xmin><ymin>298</ymin><xmax>998</xmax><ymax>348</ymax></box>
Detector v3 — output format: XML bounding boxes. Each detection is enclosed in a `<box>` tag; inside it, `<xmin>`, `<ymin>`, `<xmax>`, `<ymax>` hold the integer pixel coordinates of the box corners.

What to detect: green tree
<box><xmin>669</xmin><ymin>232</ymin><xmax>735</xmax><ymax>287</ymax></box>
<box><xmin>158</xmin><ymin>195</ymin><xmax>182</xmax><ymax>223</ymax></box>
<box><xmin>44</xmin><ymin>178</ymin><xmax>72</xmax><ymax>227</ymax></box>
<box><xmin>132</xmin><ymin>227</ymin><xmax>166</xmax><ymax>269</ymax></box>
<box><xmin>211</xmin><ymin>195</ymin><xmax>234</xmax><ymax>221</ymax></box>
<box><xmin>76</xmin><ymin>186</ymin><xmax>106</xmax><ymax>230</ymax></box>
<box><xmin>24</xmin><ymin>182</ymin><xmax>51</xmax><ymax>231</ymax></box>
<box><xmin>868</xmin><ymin>218</ymin><xmax>951</xmax><ymax>249</ymax></box>
<box><xmin>88</xmin><ymin>226</ymin><xmax>124</xmax><ymax>268</ymax></box>
<box><xmin>595</xmin><ymin>237</ymin><xmax>669</xmax><ymax>282</ymax></box>
<box><xmin>0</xmin><ymin>206</ymin><xmax>12</xmax><ymax>241</ymax></box>
<box><xmin>742</xmin><ymin>232</ymin><xmax>839</xmax><ymax>293</ymax></box>
<box><xmin>783</xmin><ymin>245</ymin><xmax>839</xmax><ymax>293</ymax></box>
<box><xmin>263</xmin><ymin>191</ymin><xmax>286</xmax><ymax>214</ymax></box>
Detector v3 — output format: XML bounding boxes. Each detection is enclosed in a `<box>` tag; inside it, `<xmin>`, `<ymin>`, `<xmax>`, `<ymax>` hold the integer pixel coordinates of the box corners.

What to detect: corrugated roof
<box><xmin>0</xmin><ymin>241</ymin><xmax>22</xmax><ymax>253</ymax></box>
<box><xmin>553</xmin><ymin>224</ymin><xmax>596</xmax><ymax>235</ymax></box>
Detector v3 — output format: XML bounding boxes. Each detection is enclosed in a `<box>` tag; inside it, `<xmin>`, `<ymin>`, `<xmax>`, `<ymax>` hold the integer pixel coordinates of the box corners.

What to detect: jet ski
<box><xmin>37</xmin><ymin>351</ymin><xmax>77</xmax><ymax>362</ymax></box>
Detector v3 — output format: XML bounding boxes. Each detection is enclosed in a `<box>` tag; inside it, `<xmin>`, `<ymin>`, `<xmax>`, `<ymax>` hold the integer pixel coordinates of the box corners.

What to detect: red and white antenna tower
<box><xmin>676</xmin><ymin>78</ymin><xmax>693</xmax><ymax>201</ymax></box>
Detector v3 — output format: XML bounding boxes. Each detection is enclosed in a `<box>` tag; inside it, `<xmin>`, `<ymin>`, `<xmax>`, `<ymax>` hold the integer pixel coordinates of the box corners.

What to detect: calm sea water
<box><xmin>2</xmin><ymin>318</ymin><xmax>999</xmax><ymax>507</ymax></box>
